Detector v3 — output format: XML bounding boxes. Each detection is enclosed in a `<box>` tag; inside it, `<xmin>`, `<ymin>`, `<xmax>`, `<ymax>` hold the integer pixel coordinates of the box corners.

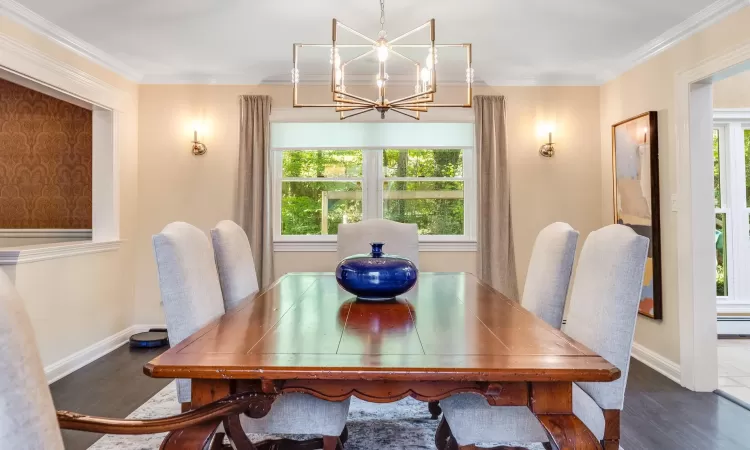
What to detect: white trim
<box><xmin>601</xmin><ymin>0</ymin><xmax>750</xmax><ymax>82</ymax></box>
<box><xmin>0</xmin><ymin>32</ymin><xmax>132</xmax><ymax>111</ymax></box>
<box><xmin>273</xmin><ymin>240</ymin><xmax>477</xmax><ymax>252</ymax></box>
<box><xmin>0</xmin><ymin>240</ymin><xmax>121</xmax><ymax>265</ymax></box>
<box><xmin>0</xmin><ymin>0</ymin><xmax>142</xmax><ymax>81</ymax></box>
<box><xmin>0</xmin><ymin>229</ymin><xmax>91</xmax><ymax>239</ymax></box>
<box><xmin>714</xmin><ymin>108</ymin><xmax>750</xmax><ymax>121</ymax></box>
<box><xmin>44</xmin><ymin>324</ymin><xmax>165</xmax><ymax>384</ymax></box>
<box><xmin>674</xmin><ymin>39</ymin><xmax>750</xmax><ymax>392</ymax></box>
<box><xmin>631</xmin><ymin>342</ymin><xmax>681</xmax><ymax>384</ymax></box>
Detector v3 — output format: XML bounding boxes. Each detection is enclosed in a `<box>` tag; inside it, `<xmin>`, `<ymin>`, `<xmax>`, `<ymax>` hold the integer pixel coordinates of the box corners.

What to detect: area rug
<box><xmin>88</xmin><ymin>381</ymin><xmax>605</xmax><ymax>449</ymax></box>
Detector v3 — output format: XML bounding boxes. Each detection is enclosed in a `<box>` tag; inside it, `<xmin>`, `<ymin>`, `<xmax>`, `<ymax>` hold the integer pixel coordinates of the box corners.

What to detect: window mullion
<box><xmin>363</xmin><ymin>150</ymin><xmax>381</xmax><ymax>220</ymax></box>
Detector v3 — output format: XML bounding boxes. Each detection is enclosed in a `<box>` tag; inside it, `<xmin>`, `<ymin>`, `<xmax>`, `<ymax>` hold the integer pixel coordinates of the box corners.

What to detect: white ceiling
<box><xmin>2</xmin><ymin>0</ymin><xmax>743</xmax><ymax>85</ymax></box>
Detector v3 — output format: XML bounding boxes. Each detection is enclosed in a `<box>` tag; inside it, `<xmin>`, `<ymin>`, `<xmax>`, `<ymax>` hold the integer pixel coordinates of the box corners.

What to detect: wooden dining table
<box><xmin>144</xmin><ymin>272</ymin><xmax>620</xmax><ymax>450</ymax></box>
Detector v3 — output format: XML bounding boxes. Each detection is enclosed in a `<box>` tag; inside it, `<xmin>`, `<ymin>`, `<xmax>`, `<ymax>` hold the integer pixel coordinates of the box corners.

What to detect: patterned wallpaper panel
<box><xmin>0</xmin><ymin>78</ymin><xmax>92</xmax><ymax>229</ymax></box>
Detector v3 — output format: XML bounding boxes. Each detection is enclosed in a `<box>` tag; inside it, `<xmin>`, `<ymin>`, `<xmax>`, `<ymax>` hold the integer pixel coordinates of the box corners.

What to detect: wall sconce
<box><xmin>537</xmin><ymin>123</ymin><xmax>555</xmax><ymax>158</ymax></box>
<box><xmin>191</xmin><ymin>121</ymin><xmax>207</xmax><ymax>156</ymax></box>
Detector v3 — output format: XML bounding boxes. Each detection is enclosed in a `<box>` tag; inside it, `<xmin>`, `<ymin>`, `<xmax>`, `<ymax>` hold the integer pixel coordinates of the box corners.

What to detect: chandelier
<box><xmin>292</xmin><ymin>0</ymin><xmax>474</xmax><ymax>120</ymax></box>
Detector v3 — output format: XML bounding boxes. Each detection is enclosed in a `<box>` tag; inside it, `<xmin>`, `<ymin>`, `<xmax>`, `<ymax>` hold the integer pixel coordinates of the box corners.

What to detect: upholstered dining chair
<box><xmin>0</xmin><ymin>264</ymin><xmax>260</xmax><ymax>450</ymax></box>
<box><xmin>154</xmin><ymin>221</ymin><xmax>350</xmax><ymax>449</ymax></box>
<box><xmin>210</xmin><ymin>219</ymin><xmax>260</xmax><ymax>310</ymax></box>
<box><xmin>439</xmin><ymin>224</ymin><xmax>649</xmax><ymax>450</ymax></box>
<box><xmin>520</xmin><ymin>222</ymin><xmax>579</xmax><ymax>329</ymax></box>
<box><xmin>338</xmin><ymin>218</ymin><xmax>420</xmax><ymax>268</ymax></box>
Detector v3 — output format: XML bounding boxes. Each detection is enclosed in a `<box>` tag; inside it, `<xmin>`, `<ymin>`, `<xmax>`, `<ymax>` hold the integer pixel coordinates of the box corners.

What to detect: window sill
<box><xmin>0</xmin><ymin>240</ymin><xmax>122</xmax><ymax>265</ymax></box>
<box><xmin>273</xmin><ymin>240</ymin><xmax>477</xmax><ymax>252</ymax></box>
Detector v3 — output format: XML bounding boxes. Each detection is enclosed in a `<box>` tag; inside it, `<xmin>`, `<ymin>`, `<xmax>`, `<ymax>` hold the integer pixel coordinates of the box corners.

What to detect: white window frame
<box><xmin>713</xmin><ymin>109</ymin><xmax>750</xmax><ymax>314</ymax></box>
<box><xmin>272</xmin><ymin>146</ymin><xmax>477</xmax><ymax>252</ymax></box>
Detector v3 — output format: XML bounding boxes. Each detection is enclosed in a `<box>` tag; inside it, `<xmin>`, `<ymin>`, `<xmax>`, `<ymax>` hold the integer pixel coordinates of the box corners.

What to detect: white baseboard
<box><xmin>44</xmin><ymin>323</ymin><xmax>166</xmax><ymax>384</ymax></box>
<box><xmin>631</xmin><ymin>342</ymin><xmax>681</xmax><ymax>384</ymax></box>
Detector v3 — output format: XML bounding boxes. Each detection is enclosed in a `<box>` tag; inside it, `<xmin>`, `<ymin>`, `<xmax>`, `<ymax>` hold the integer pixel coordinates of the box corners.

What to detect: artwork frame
<box><xmin>612</xmin><ymin>111</ymin><xmax>662</xmax><ymax>320</ymax></box>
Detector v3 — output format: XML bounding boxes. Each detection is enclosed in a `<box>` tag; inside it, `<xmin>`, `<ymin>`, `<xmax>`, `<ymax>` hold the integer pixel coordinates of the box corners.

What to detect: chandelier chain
<box><xmin>379</xmin><ymin>0</ymin><xmax>385</xmax><ymax>30</ymax></box>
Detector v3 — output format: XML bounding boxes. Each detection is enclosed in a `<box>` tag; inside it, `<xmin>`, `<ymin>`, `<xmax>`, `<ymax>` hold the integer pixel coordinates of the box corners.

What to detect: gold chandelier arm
<box><xmin>389</xmin><ymin>107</ymin><xmax>420</xmax><ymax>120</ymax></box>
<box><xmin>391</xmin><ymin>105</ymin><xmax>428</xmax><ymax>112</ymax></box>
<box><xmin>336</xmin><ymin>105</ymin><xmax>375</xmax><ymax>112</ymax></box>
<box><xmin>388</xmin><ymin>20</ymin><xmax>432</xmax><ymax>45</ymax></box>
<box><xmin>342</xmin><ymin>49</ymin><xmax>376</xmax><ymax>67</ymax></box>
<box><xmin>340</xmin><ymin>108</ymin><xmax>375</xmax><ymax>120</ymax></box>
<box><xmin>333</xmin><ymin>89</ymin><xmax>379</xmax><ymax>106</ymax></box>
<box><xmin>333</xmin><ymin>96</ymin><xmax>374</xmax><ymax>106</ymax></box>
<box><xmin>387</xmin><ymin>88</ymin><xmax>436</xmax><ymax>106</ymax></box>
<box><xmin>299</xmin><ymin>44</ymin><xmax>372</xmax><ymax>48</ymax></box>
<box><xmin>391</xmin><ymin>44</ymin><xmax>466</xmax><ymax>48</ymax></box>
<box><xmin>414</xmin><ymin>103</ymin><xmax>473</xmax><ymax>108</ymax></box>
<box><xmin>337</xmin><ymin>21</ymin><xmax>377</xmax><ymax>45</ymax></box>
<box><xmin>389</xmin><ymin>49</ymin><xmax>420</xmax><ymax>66</ymax></box>
<box><xmin>390</xmin><ymin>95</ymin><xmax>436</xmax><ymax>107</ymax></box>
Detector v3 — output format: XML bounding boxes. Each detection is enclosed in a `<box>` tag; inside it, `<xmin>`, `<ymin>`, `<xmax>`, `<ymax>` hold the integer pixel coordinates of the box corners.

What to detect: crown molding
<box><xmin>1</xmin><ymin>0</ymin><xmax>747</xmax><ymax>87</ymax></box>
<box><xmin>0</xmin><ymin>32</ymin><xmax>132</xmax><ymax>110</ymax></box>
<box><xmin>599</xmin><ymin>0</ymin><xmax>750</xmax><ymax>83</ymax></box>
<box><xmin>0</xmin><ymin>0</ymin><xmax>142</xmax><ymax>82</ymax></box>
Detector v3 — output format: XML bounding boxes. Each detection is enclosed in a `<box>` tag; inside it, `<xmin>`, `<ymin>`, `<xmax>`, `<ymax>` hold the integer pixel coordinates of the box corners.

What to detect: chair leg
<box><xmin>429</xmin><ymin>400</ymin><xmax>442</xmax><ymax>419</ymax></box>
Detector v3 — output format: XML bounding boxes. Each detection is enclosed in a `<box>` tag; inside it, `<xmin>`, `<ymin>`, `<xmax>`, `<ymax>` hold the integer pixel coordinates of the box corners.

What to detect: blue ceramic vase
<box><xmin>335</xmin><ymin>242</ymin><xmax>418</xmax><ymax>301</ymax></box>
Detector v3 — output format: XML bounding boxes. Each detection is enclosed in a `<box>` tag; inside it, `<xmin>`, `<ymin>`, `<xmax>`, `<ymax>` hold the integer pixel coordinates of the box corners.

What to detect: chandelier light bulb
<box><xmin>377</xmin><ymin>45</ymin><xmax>389</xmax><ymax>62</ymax></box>
<box><xmin>421</xmin><ymin>67</ymin><xmax>431</xmax><ymax>83</ymax></box>
<box><xmin>375</xmin><ymin>38</ymin><xmax>389</xmax><ymax>62</ymax></box>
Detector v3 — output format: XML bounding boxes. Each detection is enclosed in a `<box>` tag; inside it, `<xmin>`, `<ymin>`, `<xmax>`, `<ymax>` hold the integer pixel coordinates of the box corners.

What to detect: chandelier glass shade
<box><xmin>291</xmin><ymin>3</ymin><xmax>473</xmax><ymax>120</ymax></box>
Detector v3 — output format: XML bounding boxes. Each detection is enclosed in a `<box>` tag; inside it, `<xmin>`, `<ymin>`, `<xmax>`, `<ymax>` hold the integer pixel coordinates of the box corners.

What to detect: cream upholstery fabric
<box><xmin>211</xmin><ymin>220</ymin><xmax>260</xmax><ymax>310</ymax></box>
<box><xmin>441</xmin><ymin>224</ymin><xmax>649</xmax><ymax>446</ymax></box>
<box><xmin>441</xmin><ymin>384</ymin><xmax>604</xmax><ymax>445</ymax></box>
<box><xmin>154</xmin><ymin>221</ymin><xmax>351</xmax><ymax>436</ymax></box>
<box><xmin>153</xmin><ymin>222</ymin><xmax>226</xmax><ymax>403</ymax></box>
<box><xmin>564</xmin><ymin>225</ymin><xmax>649</xmax><ymax>410</ymax></box>
<box><xmin>521</xmin><ymin>222</ymin><xmax>579</xmax><ymax>329</ymax></box>
<box><xmin>0</xmin><ymin>270</ymin><xmax>65</xmax><ymax>449</ymax></box>
<box><xmin>337</xmin><ymin>219</ymin><xmax>419</xmax><ymax>268</ymax></box>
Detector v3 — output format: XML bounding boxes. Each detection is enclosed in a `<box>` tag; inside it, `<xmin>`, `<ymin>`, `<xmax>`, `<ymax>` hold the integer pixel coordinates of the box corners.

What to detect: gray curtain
<box><xmin>474</xmin><ymin>95</ymin><xmax>518</xmax><ymax>299</ymax></box>
<box><xmin>237</xmin><ymin>95</ymin><xmax>274</xmax><ymax>288</ymax></box>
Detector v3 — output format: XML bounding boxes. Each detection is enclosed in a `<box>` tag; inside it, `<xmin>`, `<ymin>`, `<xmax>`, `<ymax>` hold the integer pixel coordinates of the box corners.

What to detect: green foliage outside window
<box><xmin>280</xmin><ymin>149</ymin><xmax>466</xmax><ymax>236</ymax></box>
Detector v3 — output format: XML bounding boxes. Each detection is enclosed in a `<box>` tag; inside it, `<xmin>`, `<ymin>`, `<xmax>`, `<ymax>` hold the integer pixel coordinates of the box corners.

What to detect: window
<box><xmin>271</xmin><ymin>122</ymin><xmax>476</xmax><ymax>249</ymax></box>
<box><xmin>712</xmin><ymin>112</ymin><xmax>750</xmax><ymax>311</ymax></box>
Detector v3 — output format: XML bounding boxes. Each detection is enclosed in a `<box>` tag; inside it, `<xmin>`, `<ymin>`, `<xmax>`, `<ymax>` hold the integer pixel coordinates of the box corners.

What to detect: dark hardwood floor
<box><xmin>50</xmin><ymin>346</ymin><xmax>750</xmax><ymax>450</ymax></box>
<box><xmin>50</xmin><ymin>344</ymin><xmax>171</xmax><ymax>450</ymax></box>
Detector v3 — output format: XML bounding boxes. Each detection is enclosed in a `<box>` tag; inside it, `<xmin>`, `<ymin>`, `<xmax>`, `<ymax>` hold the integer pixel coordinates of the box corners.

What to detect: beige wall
<box><xmin>714</xmin><ymin>70</ymin><xmax>750</xmax><ymax>108</ymax></box>
<box><xmin>600</xmin><ymin>6</ymin><xmax>750</xmax><ymax>364</ymax></box>
<box><xmin>135</xmin><ymin>84</ymin><xmax>602</xmax><ymax>324</ymax></box>
<box><xmin>0</xmin><ymin>17</ymin><xmax>140</xmax><ymax>367</ymax></box>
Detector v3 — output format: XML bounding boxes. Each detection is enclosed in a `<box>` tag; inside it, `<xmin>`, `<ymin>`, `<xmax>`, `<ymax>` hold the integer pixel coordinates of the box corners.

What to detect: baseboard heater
<box><xmin>717</xmin><ymin>316</ymin><xmax>750</xmax><ymax>338</ymax></box>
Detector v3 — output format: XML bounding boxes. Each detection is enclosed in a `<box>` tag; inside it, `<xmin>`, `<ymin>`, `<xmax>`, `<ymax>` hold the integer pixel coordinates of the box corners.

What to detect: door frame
<box><xmin>675</xmin><ymin>41</ymin><xmax>750</xmax><ymax>391</ymax></box>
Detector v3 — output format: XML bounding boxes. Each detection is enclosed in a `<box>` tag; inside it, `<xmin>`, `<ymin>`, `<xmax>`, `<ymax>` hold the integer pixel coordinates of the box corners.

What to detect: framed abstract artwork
<box><xmin>612</xmin><ymin>111</ymin><xmax>662</xmax><ymax>320</ymax></box>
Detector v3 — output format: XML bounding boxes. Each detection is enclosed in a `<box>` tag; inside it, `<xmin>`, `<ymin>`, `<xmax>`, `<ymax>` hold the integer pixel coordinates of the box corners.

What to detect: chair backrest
<box><xmin>337</xmin><ymin>219</ymin><xmax>420</xmax><ymax>268</ymax></box>
<box><xmin>563</xmin><ymin>224</ymin><xmax>649</xmax><ymax>410</ymax></box>
<box><xmin>152</xmin><ymin>222</ymin><xmax>226</xmax><ymax>402</ymax></box>
<box><xmin>521</xmin><ymin>222</ymin><xmax>579</xmax><ymax>329</ymax></box>
<box><xmin>0</xmin><ymin>270</ymin><xmax>65</xmax><ymax>449</ymax></box>
<box><xmin>210</xmin><ymin>220</ymin><xmax>260</xmax><ymax>311</ymax></box>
